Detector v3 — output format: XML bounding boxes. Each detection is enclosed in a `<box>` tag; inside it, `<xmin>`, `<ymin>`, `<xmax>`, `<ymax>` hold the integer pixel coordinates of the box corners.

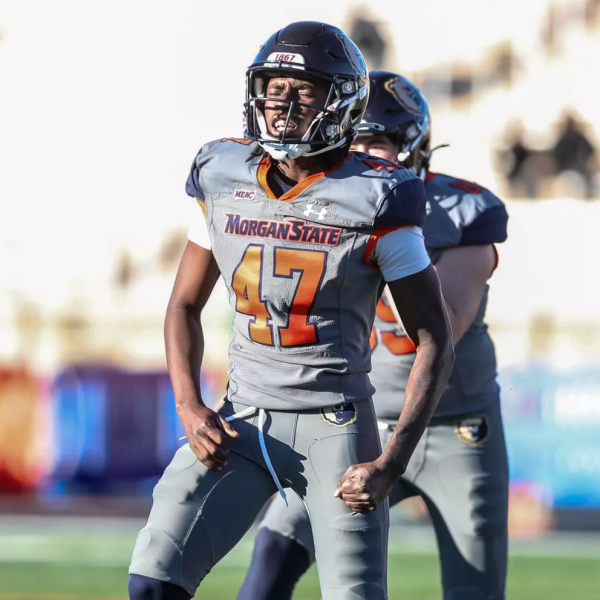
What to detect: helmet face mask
<box><xmin>246</xmin><ymin>72</ymin><xmax>348</xmax><ymax>152</ymax></box>
<box><xmin>244</xmin><ymin>22</ymin><xmax>370</xmax><ymax>161</ymax></box>
<box><xmin>393</xmin><ymin>120</ymin><xmax>431</xmax><ymax>175</ymax></box>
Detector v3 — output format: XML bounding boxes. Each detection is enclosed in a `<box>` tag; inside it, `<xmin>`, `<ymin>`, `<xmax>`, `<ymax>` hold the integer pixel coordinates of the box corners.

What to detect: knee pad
<box><xmin>236</xmin><ymin>528</ymin><xmax>310</xmax><ymax>600</ymax></box>
<box><xmin>128</xmin><ymin>574</ymin><xmax>191</xmax><ymax>600</ymax></box>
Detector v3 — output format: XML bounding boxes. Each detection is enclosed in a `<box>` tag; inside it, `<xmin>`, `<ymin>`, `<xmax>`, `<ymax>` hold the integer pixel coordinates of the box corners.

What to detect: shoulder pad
<box><xmin>374</xmin><ymin>178</ymin><xmax>427</xmax><ymax>229</ymax></box>
<box><xmin>425</xmin><ymin>173</ymin><xmax>508</xmax><ymax>245</ymax></box>
<box><xmin>348</xmin><ymin>153</ymin><xmax>427</xmax><ymax>229</ymax></box>
<box><xmin>185</xmin><ymin>138</ymin><xmax>260</xmax><ymax>200</ymax></box>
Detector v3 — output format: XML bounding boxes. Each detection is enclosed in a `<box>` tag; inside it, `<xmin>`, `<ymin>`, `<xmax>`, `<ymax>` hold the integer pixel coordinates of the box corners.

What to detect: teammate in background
<box><xmin>127</xmin><ymin>25</ymin><xmax>454</xmax><ymax>600</ymax></box>
<box><xmin>237</xmin><ymin>71</ymin><xmax>509</xmax><ymax>600</ymax></box>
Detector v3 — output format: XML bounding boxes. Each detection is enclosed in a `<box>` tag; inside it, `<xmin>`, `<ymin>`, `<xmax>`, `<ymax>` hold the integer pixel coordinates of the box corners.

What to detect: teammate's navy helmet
<box><xmin>359</xmin><ymin>71</ymin><xmax>432</xmax><ymax>177</ymax></box>
<box><xmin>245</xmin><ymin>22</ymin><xmax>370</xmax><ymax>161</ymax></box>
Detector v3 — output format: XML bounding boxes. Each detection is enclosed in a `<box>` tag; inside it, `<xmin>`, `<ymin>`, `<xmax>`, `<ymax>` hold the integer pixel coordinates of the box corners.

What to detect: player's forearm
<box><xmin>379</xmin><ymin>333</ymin><xmax>454</xmax><ymax>476</ymax></box>
<box><xmin>165</xmin><ymin>301</ymin><xmax>206</xmax><ymax>410</ymax></box>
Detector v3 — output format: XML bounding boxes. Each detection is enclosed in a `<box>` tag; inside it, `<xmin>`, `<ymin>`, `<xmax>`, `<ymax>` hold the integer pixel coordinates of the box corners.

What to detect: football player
<box><xmin>127</xmin><ymin>25</ymin><xmax>454</xmax><ymax>600</ymax></box>
<box><xmin>236</xmin><ymin>72</ymin><xmax>509</xmax><ymax>600</ymax></box>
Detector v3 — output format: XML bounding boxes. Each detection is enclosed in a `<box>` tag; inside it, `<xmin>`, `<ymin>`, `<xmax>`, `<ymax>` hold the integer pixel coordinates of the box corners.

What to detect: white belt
<box><xmin>180</xmin><ymin>406</ymin><xmax>287</xmax><ymax>504</ymax></box>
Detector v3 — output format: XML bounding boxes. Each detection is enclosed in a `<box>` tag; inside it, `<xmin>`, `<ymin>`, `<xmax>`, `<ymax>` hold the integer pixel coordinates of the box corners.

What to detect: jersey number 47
<box><xmin>232</xmin><ymin>244</ymin><xmax>326</xmax><ymax>347</ymax></box>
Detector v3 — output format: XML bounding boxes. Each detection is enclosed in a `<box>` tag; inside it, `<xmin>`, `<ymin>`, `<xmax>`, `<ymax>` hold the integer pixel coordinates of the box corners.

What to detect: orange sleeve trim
<box><xmin>221</xmin><ymin>137</ymin><xmax>253</xmax><ymax>145</ymax></box>
<box><xmin>362</xmin><ymin>224</ymin><xmax>410</xmax><ymax>270</ymax></box>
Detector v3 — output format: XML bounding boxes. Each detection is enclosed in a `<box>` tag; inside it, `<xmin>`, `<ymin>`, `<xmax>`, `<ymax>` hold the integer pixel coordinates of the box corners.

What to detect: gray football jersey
<box><xmin>370</xmin><ymin>172</ymin><xmax>509</xmax><ymax>419</ymax></box>
<box><xmin>186</xmin><ymin>139</ymin><xmax>426</xmax><ymax>411</ymax></box>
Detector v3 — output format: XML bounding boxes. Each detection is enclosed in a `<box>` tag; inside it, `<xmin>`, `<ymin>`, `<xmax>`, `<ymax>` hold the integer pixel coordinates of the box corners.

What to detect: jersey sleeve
<box><xmin>188</xmin><ymin>200</ymin><xmax>211</xmax><ymax>250</ymax></box>
<box><xmin>374</xmin><ymin>176</ymin><xmax>427</xmax><ymax>230</ymax></box>
<box><xmin>186</xmin><ymin>148</ymin><xmax>205</xmax><ymax>200</ymax></box>
<box><xmin>185</xmin><ymin>138</ymin><xmax>255</xmax><ymax>202</ymax></box>
<box><xmin>372</xmin><ymin>226</ymin><xmax>431</xmax><ymax>282</ymax></box>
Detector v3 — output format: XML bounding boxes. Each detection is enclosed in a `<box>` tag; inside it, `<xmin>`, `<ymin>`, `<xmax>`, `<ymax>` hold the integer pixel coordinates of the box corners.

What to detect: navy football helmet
<box><xmin>245</xmin><ymin>22</ymin><xmax>370</xmax><ymax>161</ymax></box>
<box><xmin>357</xmin><ymin>71</ymin><xmax>433</xmax><ymax>178</ymax></box>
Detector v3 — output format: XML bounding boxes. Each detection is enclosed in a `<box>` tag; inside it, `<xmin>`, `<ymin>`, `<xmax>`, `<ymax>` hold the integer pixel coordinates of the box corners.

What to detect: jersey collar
<box><xmin>256</xmin><ymin>155</ymin><xmax>350</xmax><ymax>202</ymax></box>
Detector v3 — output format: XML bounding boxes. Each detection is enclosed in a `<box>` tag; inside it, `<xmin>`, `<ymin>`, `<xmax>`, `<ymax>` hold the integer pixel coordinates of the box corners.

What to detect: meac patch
<box><xmin>455</xmin><ymin>416</ymin><xmax>489</xmax><ymax>445</ymax></box>
<box><xmin>320</xmin><ymin>403</ymin><xmax>357</xmax><ymax>427</ymax></box>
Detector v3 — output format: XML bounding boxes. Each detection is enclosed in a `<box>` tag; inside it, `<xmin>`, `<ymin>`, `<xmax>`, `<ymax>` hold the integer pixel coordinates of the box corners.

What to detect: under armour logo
<box><xmin>303</xmin><ymin>203</ymin><xmax>328</xmax><ymax>221</ymax></box>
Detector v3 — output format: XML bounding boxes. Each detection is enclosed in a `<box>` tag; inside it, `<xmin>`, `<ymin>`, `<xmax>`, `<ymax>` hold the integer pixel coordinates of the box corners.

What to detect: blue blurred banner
<box><xmin>2</xmin><ymin>360</ymin><xmax>599</xmax><ymax>509</ymax></box>
<box><xmin>500</xmin><ymin>363</ymin><xmax>600</xmax><ymax>508</ymax></box>
<box><xmin>47</xmin><ymin>366</ymin><xmax>220</xmax><ymax>494</ymax></box>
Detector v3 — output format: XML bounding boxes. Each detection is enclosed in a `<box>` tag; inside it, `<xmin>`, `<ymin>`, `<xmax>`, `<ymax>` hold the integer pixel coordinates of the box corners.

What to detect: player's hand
<box><xmin>178</xmin><ymin>402</ymin><xmax>240</xmax><ymax>470</ymax></box>
<box><xmin>334</xmin><ymin>460</ymin><xmax>399</xmax><ymax>512</ymax></box>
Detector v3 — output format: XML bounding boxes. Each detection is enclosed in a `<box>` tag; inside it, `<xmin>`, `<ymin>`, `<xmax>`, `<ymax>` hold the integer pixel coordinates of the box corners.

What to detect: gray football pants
<box><xmin>129</xmin><ymin>398</ymin><xmax>389</xmax><ymax>600</ymax></box>
<box><xmin>260</xmin><ymin>401</ymin><xmax>509</xmax><ymax>600</ymax></box>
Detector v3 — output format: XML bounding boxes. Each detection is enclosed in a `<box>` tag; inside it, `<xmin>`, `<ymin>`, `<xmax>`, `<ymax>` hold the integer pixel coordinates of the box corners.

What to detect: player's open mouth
<box><xmin>272</xmin><ymin>118</ymin><xmax>297</xmax><ymax>134</ymax></box>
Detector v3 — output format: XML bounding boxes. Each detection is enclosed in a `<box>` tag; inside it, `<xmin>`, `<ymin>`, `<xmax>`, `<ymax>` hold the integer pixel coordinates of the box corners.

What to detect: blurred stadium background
<box><xmin>1</xmin><ymin>0</ymin><xmax>600</xmax><ymax>598</ymax></box>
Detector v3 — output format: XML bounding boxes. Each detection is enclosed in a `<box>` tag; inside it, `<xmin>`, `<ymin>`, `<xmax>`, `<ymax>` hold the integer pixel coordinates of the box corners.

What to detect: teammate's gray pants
<box><xmin>129</xmin><ymin>398</ymin><xmax>389</xmax><ymax>600</ymax></box>
<box><xmin>260</xmin><ymin>401</ymin><xmax>509</xmax><ymax>600</ymax></box>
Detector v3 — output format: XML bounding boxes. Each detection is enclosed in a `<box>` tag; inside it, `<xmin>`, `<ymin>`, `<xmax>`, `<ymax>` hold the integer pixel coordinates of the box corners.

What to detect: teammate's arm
<box><xmin>434</xmin><ymin>245</ymin><xmax>496</xmax><ymax>342</ymax></box>
<box><xmin>379</xmin><ymin>265</ymin><xmax>454</xmax><ymax>472</ymax></box>
<box><xmin>165</xmin><ymin>241</ymin><xmax>239</xmax><ymax>470</ymax></box>
<box><xmin>336</xmin><ymin>225</ymin><xmax>454</xmax><ymax>512</ymax></box>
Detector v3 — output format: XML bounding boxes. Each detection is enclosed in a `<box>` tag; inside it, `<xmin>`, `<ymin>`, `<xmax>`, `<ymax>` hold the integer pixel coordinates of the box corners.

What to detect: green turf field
<box><xmin>0</xmin><ymin>522</ymin><xmax>599</xmax><ymax>599</ymax></box>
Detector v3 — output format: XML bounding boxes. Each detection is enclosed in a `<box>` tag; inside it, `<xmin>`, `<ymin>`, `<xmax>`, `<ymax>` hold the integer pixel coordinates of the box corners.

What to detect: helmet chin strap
<box><xmin>261</xmin><ymin>142</ymin><xmax>308</xmax><ymax>161</ymax></box>
<box><xmin>260</xmin><ymin>136</ymin><xmax>348</xmax><ymax>161</ymax></box>
<box><xmin>257</xmin><ymin>109</ymin><xmax>319</xmax><ymax>161</ymax></box>
<box><xmin>258</xmin><ymin>109</ymin><xmax>348</xmax><ymax>161</ymax></box>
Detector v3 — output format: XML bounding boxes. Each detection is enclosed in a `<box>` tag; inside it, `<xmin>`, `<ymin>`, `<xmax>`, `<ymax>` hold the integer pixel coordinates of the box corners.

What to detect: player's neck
<box><xmin>276</xmin><ymin>149</ymin><xmax>346</xmax><ymax>183</ymax></box>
